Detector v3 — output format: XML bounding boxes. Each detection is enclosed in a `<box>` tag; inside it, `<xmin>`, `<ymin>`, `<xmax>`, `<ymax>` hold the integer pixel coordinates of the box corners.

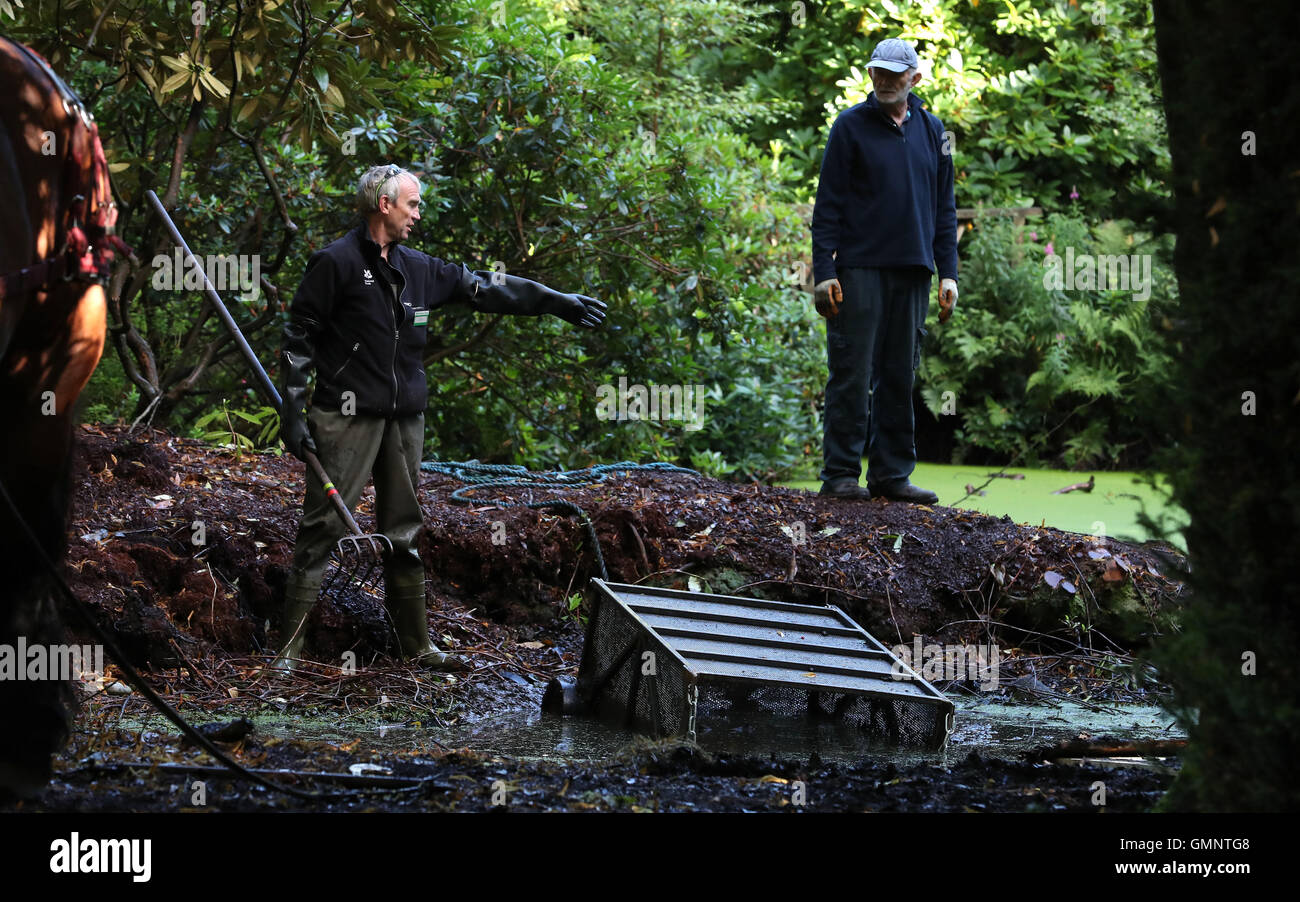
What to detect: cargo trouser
<box><xmin>288</xmin><ymin>408</ymin><xmax>426</xmax><ymax>587</ymax></box>
<box><xmin>819</xmin><ymin>266</ymin><xmax>931</xmax><ymax>492</ymax></box>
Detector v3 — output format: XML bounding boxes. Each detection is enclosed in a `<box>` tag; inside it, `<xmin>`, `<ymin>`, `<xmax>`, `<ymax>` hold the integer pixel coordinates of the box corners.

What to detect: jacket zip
<box><xmin>330</xmin><ymin>342</ymin><xmax>360</xmax><ymax>381</ymax></box>
<box><xmin>388</xmin><ymin>262</ymin><xmax>402</xmax><ymax>416</ymax></box>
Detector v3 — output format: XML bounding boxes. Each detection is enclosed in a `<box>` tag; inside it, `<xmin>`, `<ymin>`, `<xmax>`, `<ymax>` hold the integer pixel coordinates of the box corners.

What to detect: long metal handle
<box><xmin>144</xmin><ymin>191</ymin><xmax>281</xmax><ymax>410</ymax></box>
<box><xmin>301</xmin><ymin>450</ymin><xmax>364</xmax><ymax>537</ymax></box>
<box><xmin>144</xmin><ymin>189</ymin><xmax>364</xmax><ymax>538</ymax></box>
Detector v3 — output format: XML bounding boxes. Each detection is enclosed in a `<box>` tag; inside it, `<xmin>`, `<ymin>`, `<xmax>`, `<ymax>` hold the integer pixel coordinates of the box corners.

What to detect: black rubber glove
<box><xmin>548</xmin><ymin>291</ymin><xmax>608</xmax><ymax>328</ymax></box>
<box><xmin>279</xmin><ymin>322</ymin><xmax>318</xmax><ymax>461</ymax></box>
<box><xmin>461</xmin><ymin>267</ymin><xmax>607</xmax><ymax>327</ymax></box>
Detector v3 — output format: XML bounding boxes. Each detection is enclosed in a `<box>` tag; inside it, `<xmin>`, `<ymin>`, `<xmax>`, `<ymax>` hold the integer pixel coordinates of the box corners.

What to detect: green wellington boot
<box><xmin>386</xmin><ymin>573</ymin><xmax>465</xmax><ymax>671</ymax></box>
<box><xmin>269</xmin><ymin>578</ymin><xmax>320</xmax><ymax>674</ymax></box>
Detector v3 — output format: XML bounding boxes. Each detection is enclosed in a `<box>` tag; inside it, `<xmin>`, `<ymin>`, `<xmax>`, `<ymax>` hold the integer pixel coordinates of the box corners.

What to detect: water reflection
<box><xmin>417</xmin><ymin>697</ymin><xmax>1182</xmax><ymax>766</ymax></box>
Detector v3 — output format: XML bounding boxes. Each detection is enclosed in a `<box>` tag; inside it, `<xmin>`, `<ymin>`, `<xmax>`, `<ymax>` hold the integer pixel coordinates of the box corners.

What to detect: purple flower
<box><xmin>1045</xmin><ymin>242</ymin><xmax>1055</xmax><ymax>256</ymax></box>
<box><xmin>1069</xmin><ymin>185</ymin><xmax>1079</xmax><ymax>200</ymax></box>
<box><xmin>1029</xmin><ymin>231</ymin><xmax>1038</xmax><ymax>241</ymax></box>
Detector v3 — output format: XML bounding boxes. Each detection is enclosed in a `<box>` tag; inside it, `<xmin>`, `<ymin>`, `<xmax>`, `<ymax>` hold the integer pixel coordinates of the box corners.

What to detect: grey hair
<box><xmin>356</xmin><ymin>164</ymin><xmax>419</xmax><ymax>215</ymax></box>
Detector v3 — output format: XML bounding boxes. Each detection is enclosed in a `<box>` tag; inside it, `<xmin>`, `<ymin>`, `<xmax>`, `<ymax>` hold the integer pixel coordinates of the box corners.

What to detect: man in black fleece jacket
<box><xmin>811</xmin><ymin>38</ymin><xmax>959</xmax><ymax>504</ymax></box>
<box><xmin>272</xmin><ymin>163</ymin><xmax>606</xmax><ymax>672</ymax></box>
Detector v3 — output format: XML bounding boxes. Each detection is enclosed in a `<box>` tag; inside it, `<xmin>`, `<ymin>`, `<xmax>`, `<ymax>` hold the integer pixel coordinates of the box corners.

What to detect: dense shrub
<box><xmin>918</xmin><ymin>210</ymin><xmax>1178</xmax><ymax>468</ymax></box>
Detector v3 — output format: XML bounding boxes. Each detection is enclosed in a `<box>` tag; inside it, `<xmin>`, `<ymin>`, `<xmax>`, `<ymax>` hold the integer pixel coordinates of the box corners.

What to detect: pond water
<box><xmin>187</xmin><ymin>695</ymin><xmax>1182</xmax><ymax>769</ymax></box>
<box><xmin>784</xmin><ymin>463</ymin><xmax>1188</xmax><ymax>550</ymax></box>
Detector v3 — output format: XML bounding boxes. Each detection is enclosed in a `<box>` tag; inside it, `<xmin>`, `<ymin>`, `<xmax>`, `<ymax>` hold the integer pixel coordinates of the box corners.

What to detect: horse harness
<box><xmin>0</xmin><ymin>37</ymin><xmax>129</xmax><ymax>301</ymax></box>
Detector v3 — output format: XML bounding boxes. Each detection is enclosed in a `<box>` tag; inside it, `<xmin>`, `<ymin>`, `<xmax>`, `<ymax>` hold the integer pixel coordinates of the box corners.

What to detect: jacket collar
<box><xmin>353</xmin><ymin>221</ymin><xmax>404</xmax><ymax>265</ymax></box>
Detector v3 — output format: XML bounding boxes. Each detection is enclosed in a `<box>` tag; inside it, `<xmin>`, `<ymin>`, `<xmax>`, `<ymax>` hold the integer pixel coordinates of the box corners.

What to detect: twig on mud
<box><xmin>941</xmin><ymin>617</ymin><xmax>1111</xmax><ymax>654</ymax></box>
<box><xmin>128</xmin><ymin>392</ymin><xmax>164</xmax><ymax>432</ymax></box>
<box><xmin>1033</xmin><ymin>688</ymin><xmax>1120</xmax><ymax>715</ymax></box>
<box><xmin>958</xmin><ymin>584</ymin><xmax>998</xmax><ymax>648</ymax></box>
<box><xmin>733</xmin><ymin>577</ymin><xmax>884</xmax><ymax>607</ymax></box>
<box><xmin>562</xmin><ymin>558</ymin><xmax>581</xmax><ymax>606</ymax></box>
<box><xmin>633</xmin><ymin>567</ymin><xmax>711</xmax><ymax>587</ymax></box>
<box><xmin>427</xmin><ymin>609</ymin><xmax>494</xmax><ymax>646</ymax></box>
<box><xmin>627</xmin><ymin>522</ymin><xmax>652</xmax><ymax>576</ymax></box>
<box><xmin>168</xmin><ymin>639</ymin><xmax>219</xmax><ymax>691</ymax></box>
<box><xmin>67</xmin><ymin>761</ymin><xmax>456</xmax><ymax>792</ymax></box>
<box><xmin>883</xmin><ymin>578</ymin><xmax>903</xmax><ymax>648</ymax></box>
<box><xmin>459</xmin><ymin>646</ymin><xmax>551</xmax><ymax>679</ymax></box>
<box><xmin>206</xmin><ymin>563</ymin><xmax>220</xmax><ymax>638</ymax></box>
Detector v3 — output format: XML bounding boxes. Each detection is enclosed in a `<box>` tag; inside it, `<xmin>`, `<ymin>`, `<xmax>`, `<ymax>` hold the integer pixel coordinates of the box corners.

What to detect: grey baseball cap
<box><xmin>867</xmin><ymin>38</ymin><xmax>920</xmax><ymax>73</ymax></box>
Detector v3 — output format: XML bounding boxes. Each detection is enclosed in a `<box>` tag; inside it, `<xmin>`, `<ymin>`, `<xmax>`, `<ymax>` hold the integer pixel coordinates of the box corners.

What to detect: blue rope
<box><xmin>420</xmin><ymin>460</ymin><xmax>699</xmax><ymax>582</ymax></box>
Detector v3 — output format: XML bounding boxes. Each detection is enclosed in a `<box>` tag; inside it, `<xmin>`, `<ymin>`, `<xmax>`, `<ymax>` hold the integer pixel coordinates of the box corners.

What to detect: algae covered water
<box><xmin>785</xmin><ymin>463</ymin><xmax>1187</xmax><ymax>550</ymax></box>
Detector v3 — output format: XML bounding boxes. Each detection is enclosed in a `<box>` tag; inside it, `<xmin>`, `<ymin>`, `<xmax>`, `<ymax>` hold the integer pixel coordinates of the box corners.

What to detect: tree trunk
<box><xmin>1151</xmin><ymin>0</ymin><xmax>1300</xmax><ymax>811</ymax></box>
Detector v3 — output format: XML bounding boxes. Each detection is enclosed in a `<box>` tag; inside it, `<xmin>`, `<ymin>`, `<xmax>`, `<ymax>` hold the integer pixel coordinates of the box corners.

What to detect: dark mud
<box><xmin>24</xmin><ymin>714</ymin><xmax>1173</xmax><ymax>812</ymax></box>
<box><xmin>9</xmin><ymin>425</ymin><xmax>1190</xmax><ymax>812</ymax></box>
<box><xmin>61</xmin><ymin>425</ymin><xmax>1186</xmax><ymax>670</ymax></box>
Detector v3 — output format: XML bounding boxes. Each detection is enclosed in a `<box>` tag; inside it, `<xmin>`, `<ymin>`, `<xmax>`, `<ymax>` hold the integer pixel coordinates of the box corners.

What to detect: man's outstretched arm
<box><xmin>455</xmin><ymin>266</ymin><xmax>607</xmax><ymax>328</ymax></box>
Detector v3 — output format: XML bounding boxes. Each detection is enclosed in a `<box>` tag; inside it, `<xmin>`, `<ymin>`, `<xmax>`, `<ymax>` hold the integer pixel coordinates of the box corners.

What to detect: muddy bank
<box><xmin>62</xmin><ymin>425</ymin><xmax>1187</xmax><ymax>685</ymax></box>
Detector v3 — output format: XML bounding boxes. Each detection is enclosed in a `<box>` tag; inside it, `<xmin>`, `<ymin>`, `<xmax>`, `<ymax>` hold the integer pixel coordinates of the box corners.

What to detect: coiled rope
<box><xmin>420</xmin><ymin>460</ymin><xmax>699</xmax><ymax>581</ymax></box>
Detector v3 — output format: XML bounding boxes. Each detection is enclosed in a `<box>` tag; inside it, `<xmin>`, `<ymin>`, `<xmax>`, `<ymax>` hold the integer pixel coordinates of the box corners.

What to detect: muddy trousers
<box><xmin>820</xmin><ymin>266</ymin><xmax>931</xmax><ymax>491</ymax></box>
<box><xmin>280</xmin><ymin>409</ymin><xmax>427</xmax><ymax>658</ymax></box>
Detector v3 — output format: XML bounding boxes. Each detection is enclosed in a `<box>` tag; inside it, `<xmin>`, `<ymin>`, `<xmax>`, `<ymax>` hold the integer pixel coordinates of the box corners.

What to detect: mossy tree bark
<box><xmin>1151</xmin><ymin>0</ymin><xmax>1300</xmax><ymax>811</ymax></box>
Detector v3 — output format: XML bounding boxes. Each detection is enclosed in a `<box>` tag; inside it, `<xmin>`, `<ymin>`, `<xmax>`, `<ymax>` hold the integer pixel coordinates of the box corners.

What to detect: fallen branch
<box><xmin>66</xmin><ymin>761</ymin><xmax>455</xmax><ymax>791</ymax></box>
<box><xmin>1028</xmin><ymin>738</ymin><xmax>1186</xmax><ymax>761</ymax></box>
<box><xmin>1051</xmin><ymin>475</ymin><xmax>1096</xmax><ymax>495</ymax></box>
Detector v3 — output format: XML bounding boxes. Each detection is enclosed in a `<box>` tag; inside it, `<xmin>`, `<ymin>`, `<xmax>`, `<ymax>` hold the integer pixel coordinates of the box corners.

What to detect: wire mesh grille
<box><xmin>695</xmin><ymin>683</ymin><xmax>948</xmax><ymax>748</ymax></box>
<box><xmin>577</xmin><ymin>588</ymin><xmax>687</xmax><ymax>736</ymax></box>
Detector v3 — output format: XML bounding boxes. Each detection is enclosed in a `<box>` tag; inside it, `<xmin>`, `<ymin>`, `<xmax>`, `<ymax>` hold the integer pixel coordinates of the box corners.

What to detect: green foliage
<box><xmin>192</xmin><ymin>402</ymin><xmax>281</xmax><ymax>455</ymax></box>
<box><xmin>79</xmin><ymin>347</ymin><xmax>135</xmax><ymax>424</ymax></box>
<box><xmin>743</xmin><ymin>0</ymin><xmax>1171</xmax><ymax>221</ymax></box>
<box><xmin>917</xmin><ymin>210</ymin><xmax>1178</xmax><ymax>467</ymax></box>
<box><xmin>387</xmin><ymin>0</ymin><xmax>823</xmax><ymax>479</ymax></box>
<box><xmin>565</xmin><ymin>592</ymin><xmax>588</xmax><ymax>627</ymax></box>
<box><xmin>23</xmin><ymin>0</ymin><xmax>1179</xmax><ymax>477</ymax></box>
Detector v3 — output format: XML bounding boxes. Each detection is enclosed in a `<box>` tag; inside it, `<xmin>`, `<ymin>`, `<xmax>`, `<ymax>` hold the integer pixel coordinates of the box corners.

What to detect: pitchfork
<box><xmin>145</xmin><ymin>190</ymin><xmax>393</xmax><ymax>600</ymax></box>
<box><xmin>299</xmin><ymin>455</ymin><xmax>393</xmax><ymax>599</ymax></box>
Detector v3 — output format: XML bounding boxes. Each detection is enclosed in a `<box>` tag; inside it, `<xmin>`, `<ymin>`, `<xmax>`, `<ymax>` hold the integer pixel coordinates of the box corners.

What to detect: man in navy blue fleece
<box><xmin>811</xmin><ymin>38</ymin><xmax>959</xmax><ymax>504</ymax></box>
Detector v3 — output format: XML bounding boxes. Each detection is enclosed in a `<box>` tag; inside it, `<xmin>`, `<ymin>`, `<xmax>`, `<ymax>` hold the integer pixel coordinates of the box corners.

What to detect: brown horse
<box><xmin>0</xmin><ymin>36</ymin><xmax>126</xmax><ymax>798</ymax></box>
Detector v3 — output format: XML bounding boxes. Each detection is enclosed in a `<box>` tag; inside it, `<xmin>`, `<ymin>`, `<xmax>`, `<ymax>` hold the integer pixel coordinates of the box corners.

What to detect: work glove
<box><xmin>278</xmin><ymin>323</ymin><xmax>318</xmax><ymax>462</ymax></box>
<box><xmin>280</xmin><ymin>396</ymin><xmax>316</xmax><ymax>462</ymax></box>
<box><xmin>814</xmin><ymin>278</ymin><xmax>842</xmax><ymax>318</ymax></box>
<box><xmin>461</xmin><ymin>267</ymin><xmax>608</xmax><ymax>328</ymax></box>
<box><xmin>548</xmin><ymin>291</ymin><xmax>609</xmax><ymax>329</ymax></box>
<box><xmin>938</xmin><ymin>278</ymin><xmax>958</xmax><ymax>324</ymax></box>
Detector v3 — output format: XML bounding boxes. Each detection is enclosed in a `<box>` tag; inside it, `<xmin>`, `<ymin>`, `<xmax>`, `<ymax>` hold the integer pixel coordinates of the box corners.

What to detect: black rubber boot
<box><xmin>269</xmin><ymin>576</ymin><xmax>320</xmax><ymax>674</ymax></box>
<box><xmin>385</xmin><ymin>572</ymin><xmax>464</xmax><ymax>671</ymax></box>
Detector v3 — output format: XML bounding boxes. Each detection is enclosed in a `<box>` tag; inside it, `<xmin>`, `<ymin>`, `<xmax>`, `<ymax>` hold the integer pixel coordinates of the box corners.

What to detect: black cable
<box><xmin>422</xmin><ymin>459</ymin><xmax>701</xmax><ymax>582</ymax></box>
